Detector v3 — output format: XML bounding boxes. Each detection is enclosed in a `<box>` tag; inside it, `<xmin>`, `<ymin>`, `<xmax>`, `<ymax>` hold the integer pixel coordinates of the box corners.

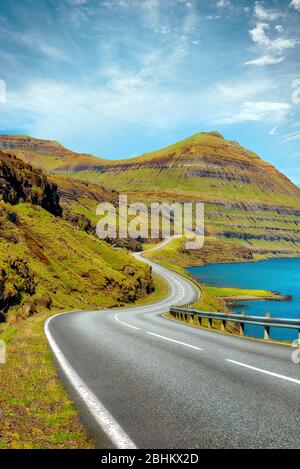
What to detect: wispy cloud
<box><xmin>269</xmin><ymin>125</ymin><xmax>279</xmax><ymax>135</ymax></box>
<box><xmin>216</xmin><ymin>0</ymin><xmax>231</xmax><ymax>8</ymax></box>
<box><xmin>0</xmin><ymin>72</ymin><xmax>286</xmax><ymax>151</ymax></box>
<box><xmin>67</xmin><ymin>0</ymin><xmax>88</xmax><ymax>4</ymax></box>
<box><xmin>245</xmin><ymin>55</ymin><xmax>284</xmax><ymax>66</ymax></box>
<box><xmin>246</xmin><ymin>2</ymin><xmax>299</xmax><ymax>67</ymax></box>
<box><xmin>0</xmin><ymin>26</ymin><xmax>68</xmax><ymax>60</ymax></box>
<box><xmin>249</xmin><ymin>22</ymin><xmax>297</xmax><ymax>52</ymax></box>
<box><xmin>254</xmin><ymin>2</ymin><xmax>285</xmax><ymax>21</ymax></box>
<box><xmin>216</xmin><ymin>101</ymin><xmax>290</xmax><ymax>125</ymax></box>
<box><xmin>280</xmin><ymin>130</ymin><xmax>300</xmax><ymax>143</ymax></box>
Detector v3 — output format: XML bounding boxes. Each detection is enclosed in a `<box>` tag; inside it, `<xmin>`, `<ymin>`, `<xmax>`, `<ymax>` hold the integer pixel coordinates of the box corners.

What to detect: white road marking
<box><xmin>227</xmin><ymin>359</ymin><xmax>300</xmax><ymax>385</ymax></box>
<box><xmin>45</xmin><ymin>315</ymin><xmax>137</xmax><ymax>449</ymax></box>
<box><xmin>115</xmin><ymin>314</ymin><xmax>140</xmax><ymax>330</ymax></box>
<box><xmin>146</xmin><ymin>331</ymin><xmax>203</xmax><ymax>351</ymax></box>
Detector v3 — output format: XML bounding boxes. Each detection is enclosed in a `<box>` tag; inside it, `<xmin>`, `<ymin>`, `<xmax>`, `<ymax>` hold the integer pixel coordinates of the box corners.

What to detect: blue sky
<box><xmin>0</xmin><ymin>0</ymin><xmax>299</xmax><ymax>182</ymax></box>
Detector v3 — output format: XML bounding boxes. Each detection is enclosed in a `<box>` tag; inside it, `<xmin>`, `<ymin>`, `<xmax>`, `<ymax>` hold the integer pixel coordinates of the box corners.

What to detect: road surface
<box><xmin>45</xmin><ymin>239</ymin><xmax>300</xmax><ymax>449</ymax></box>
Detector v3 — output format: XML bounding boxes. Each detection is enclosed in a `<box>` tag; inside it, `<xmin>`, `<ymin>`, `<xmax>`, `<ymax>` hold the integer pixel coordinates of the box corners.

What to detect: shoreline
<box><xmin>222</xmin><ymin>293</ymin><xmax>292</xmax><ymax>303</ymax></box>
<box><xmin>186</xmin><ymin>258</ymin><xmax>294</xmax><ymax>309</ymax></box>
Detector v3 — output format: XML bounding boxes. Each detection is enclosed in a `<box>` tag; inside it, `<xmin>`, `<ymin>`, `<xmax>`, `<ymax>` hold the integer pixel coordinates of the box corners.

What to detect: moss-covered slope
<box><xmin>0</xmin><ymin>152</ymin><xmax>153</xmax><ymax>323</ymax></box>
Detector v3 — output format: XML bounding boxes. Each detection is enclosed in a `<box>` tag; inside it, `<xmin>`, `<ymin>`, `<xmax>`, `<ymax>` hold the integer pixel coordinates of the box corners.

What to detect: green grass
<box><xmin>207</xmin><ymin>286</ymin><xmax>273</xmax><ymax>298</ymax></box>
<box><xmin>0</xmin><ymin>311</ymin><xmax>94</xmax><ymax>449</ymax></box>
<box><xmin>133</xmin><ymin>273</ymin><xmax>169</xmax><ymax>306</ymax></box>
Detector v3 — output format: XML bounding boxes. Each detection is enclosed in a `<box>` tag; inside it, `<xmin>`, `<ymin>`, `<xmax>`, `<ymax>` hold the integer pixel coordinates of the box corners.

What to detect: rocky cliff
<box><xmin>0</xmin><ymin>151</ymin><xmax>62</xmax><ymax>216</ymax></box>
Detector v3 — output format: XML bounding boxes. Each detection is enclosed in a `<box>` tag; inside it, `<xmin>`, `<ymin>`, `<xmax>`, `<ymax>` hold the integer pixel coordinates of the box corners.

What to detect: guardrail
<box><xmin>170</xmin><ymin>307</ymin><xmax>300</xmax><ymax>341</ymax></box>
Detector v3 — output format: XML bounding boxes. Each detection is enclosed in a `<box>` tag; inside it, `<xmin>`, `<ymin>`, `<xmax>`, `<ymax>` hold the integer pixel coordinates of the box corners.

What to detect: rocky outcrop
<box><xmin>0</xmin><ymin>151</ymin><xmax>62</xmax><ymax>216</ymax></box>
<box><xmin>0</xmin><ymin>257</ymin><xmax>36</xmax><ymax>321</ymax></box>
<box><xmin>62</xmin><ymin>206</ymin><xmax>94</xmax><ymax>234</ymax></box>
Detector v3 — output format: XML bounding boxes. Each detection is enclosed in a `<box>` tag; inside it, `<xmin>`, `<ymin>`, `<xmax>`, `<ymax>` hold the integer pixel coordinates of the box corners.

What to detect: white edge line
<box><xmin>147</xmin><ymin>331</ymin><xmax>203</xmax><ymax>351</ymax></box>
<box><xmin>115</xmin><ymin>314</ymin><xmax>140</xmax><ymax>330</ymax></box>
<box><xmin>227</xmin><ymin>359</ymin><xmax>300</xmax><ymax>385</ymax></box>
<box><xmin>45</xmin><ymin>314</ymin><xmax>137</xmax><ymax>449</ymax></box>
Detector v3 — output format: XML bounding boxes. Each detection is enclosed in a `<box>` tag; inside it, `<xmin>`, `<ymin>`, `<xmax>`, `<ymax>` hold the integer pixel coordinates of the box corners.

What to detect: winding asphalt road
<box><xmin>45</xmin><ymin>239</ymin><xmax>300</xmax><ymax>449</ymax></box>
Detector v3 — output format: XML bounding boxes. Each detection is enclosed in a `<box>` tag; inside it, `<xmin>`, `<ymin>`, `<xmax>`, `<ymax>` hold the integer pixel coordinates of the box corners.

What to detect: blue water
<box><xmin>188</xmin><ymin>258</ymin><xmax>300</xmax><ymax>341</ymax></box>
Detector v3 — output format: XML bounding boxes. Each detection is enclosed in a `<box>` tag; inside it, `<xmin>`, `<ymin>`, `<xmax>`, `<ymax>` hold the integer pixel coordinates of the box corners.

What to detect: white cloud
<box><xmin>67</xmin><ymin>0</ymin><xmax>88</xmax><ymax>4</ymax></box>
<box><xmin>0</xmin><ymin>26</ymin><xmax>68</xmax><ymax>60</ymax></box>
<box><xmin>216</xmin><ymin>0</ymin><xmax>231</xmax><ymax>7</ymax></box>
<box><xmin>249</xmin><ymin>22</ymin><xmax>270</xmax><ymax>47</ymax></box>
<box><xmin>271</xmin><ymin>37</ymin><xmax>298</xmax><ymax>52</ymax></box>
<box><xmin>245</xmin><ymin>55</ymin><xmax>284</xmax><ymax>66</ymax></box>
<box><xmin>217</xmin><ymin>101</ymin><xmax>290</xmax><ymax>124</ymax></box>
<box><xmin>248</xmin><ymin>22</ymin><xmax>298</xmax><ymax>60</ymax></box>
<box><xmin>275</xmin><ymin>25</ymin><xmax>284</xmax><ymax>33</ymax></box>
<box><xmin>215</xmin><ymin>80</ymin><xmax>274</xmax><ymax>99</ymax></box>
<box><xmin>269</xmin><ymin>125</ymin><xmax>279</xmax><ymax>135</ymax></box>
<box><xmin>254</xmin><ymin>2</ymin><xmax>285</xmax><ymax>21</ymax></box>
<box><xmin>206</xmin><ymin>15</ymin><xmax>221</xmax><ymax>20</ymax></box>
<box><xmin>291</xmin><ymin>0</ymin><xmax>300</xmax><ymax>12</ymax></box>
<box><xmin>247</xmin><ymin>4</ymin><xmax>298</xmax><ymax>67</ymax></box>
<box><xmin>280</xmin><ymin>130</ymin><xmax>300</xmax><ymax>143</ymax></box>
<box><xmin>1</xmin><ymin>73</ymin><xmax>286</xmax><ymax>148</ymax></box>
<box><xmin>32</xmin><ymin>39</ymin><xmax>67</xmax><ymax>60</ymax></box>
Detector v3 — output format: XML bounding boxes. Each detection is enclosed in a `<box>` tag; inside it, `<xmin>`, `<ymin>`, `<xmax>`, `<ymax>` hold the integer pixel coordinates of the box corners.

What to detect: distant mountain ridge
<box><xmin>1</xmin><ymin>132</ymin><xmax>300</xmax><ymax>258</ymax></box>
<box><xmin>0</xmin><ymin>132</ymin><xmax>298</xmax><ymax>205</ymax></box>
<box><xmin>0</xmin><ymin>135</ymin><xmax>104</xmax><ymax>172</ymax></box>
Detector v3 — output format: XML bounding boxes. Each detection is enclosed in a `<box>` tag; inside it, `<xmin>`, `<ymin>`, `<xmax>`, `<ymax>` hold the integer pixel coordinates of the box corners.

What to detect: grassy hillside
<box><xmin>0</xmin><ymin>135</ymin><xmax>105</xmax><ymax>171</ymax></box>
<box><xmin>0</xmin><ymin>151</ymin><xmax>154</xmax><ymax>324</ymax></box>
<box><xmin>57</xmin><ymin>131</ymin><xmax>300</xmax><ymax>206</ymax></box>
<box><xmin>0</xmin><ymin>201</ymin><xmax>154</xmax><ymax>324</ymax></box>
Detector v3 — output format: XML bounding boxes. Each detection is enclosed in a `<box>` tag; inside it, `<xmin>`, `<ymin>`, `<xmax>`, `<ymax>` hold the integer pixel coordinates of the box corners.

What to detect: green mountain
<box><xmin>0</xmin><ymin>150</ymin><xmax>153</xmax><ymax>324</ymax></box>
<box><xmin>0</xmin><ymin>135</ymin><xmax>105</xmax><ymax>171</ymax></box>
<box><xmin>1</xmin><ymin>132</ymin><xmax>300</xmax><ymax>258</ymax></box>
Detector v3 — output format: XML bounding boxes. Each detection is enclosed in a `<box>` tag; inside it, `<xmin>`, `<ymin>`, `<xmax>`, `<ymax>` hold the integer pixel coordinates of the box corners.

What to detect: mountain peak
<box><xmin>192</xmin><ymin>131</ymin><xmax>225</xmax><ymax>140</ymax></box>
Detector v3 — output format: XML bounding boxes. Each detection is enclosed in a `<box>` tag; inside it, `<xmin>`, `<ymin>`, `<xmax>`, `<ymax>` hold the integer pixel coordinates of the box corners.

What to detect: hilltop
<box><xmin>0</xmin><ymin>135</ymin><xmax>105</xmax><ymax>171</ymax></box>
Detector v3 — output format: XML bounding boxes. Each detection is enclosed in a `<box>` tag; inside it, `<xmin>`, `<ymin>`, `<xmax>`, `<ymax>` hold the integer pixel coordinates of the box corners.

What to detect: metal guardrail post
<box><xmin>240</xmin><ymin>311</ymin><xmax>245</xmax><ymax>336</ymax></box>
<box><xmin>169</xmin><ymin>307</ymin><xmax>300</xmax><ymax>342</ymax></box>
<box><xmin>264</xmin><ymin>313</ymin><xmax>271</xmax><ymax>340</ymax></box>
